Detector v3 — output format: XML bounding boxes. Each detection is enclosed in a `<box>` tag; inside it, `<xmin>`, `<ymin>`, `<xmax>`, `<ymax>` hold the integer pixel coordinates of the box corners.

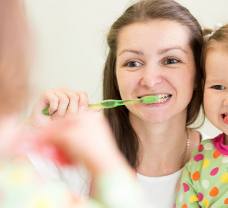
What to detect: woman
<box><xmin>30</xmin><ymin>0</ymin><xmax>205</xmax><ymax>207</ymax></box>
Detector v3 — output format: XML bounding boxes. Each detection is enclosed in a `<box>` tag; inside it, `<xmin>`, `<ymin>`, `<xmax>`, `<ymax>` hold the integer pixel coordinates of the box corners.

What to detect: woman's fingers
<box><xmin>50</xmin><ymin>89</ymin><xmax>90</xmax><ymax>118</ymax></box>
<box><xmin>77</xmin><ymin>91</ymin><xmax>89</xmax><ymax>111</ymax></box>
<box><xmin>51</xmin><ymin>91</ymin><xmax>69</xmax><ymax>117</ymax></box>
<box><xmin>29</xmin><ymin>88</ymin><xmax>91</xmax><ymax>127</ymax></box>
<box><xmin>43</xmin><ymin>90</ymin><xmax>59</xmax><ymax>115</ymax></box>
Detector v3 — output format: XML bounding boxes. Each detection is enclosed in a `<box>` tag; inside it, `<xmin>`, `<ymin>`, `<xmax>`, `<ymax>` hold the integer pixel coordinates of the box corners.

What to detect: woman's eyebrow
<box><xmin>158</xmin><ymin>46</ymin><xmax>188</xmax><ymax>54</ymax></box>
<box><xmin>118</xmin><ymin>47</ymin><xmax>188</xmax><ymax>57</ymax></box>
<box><xmin>118</xmin><ymin>49</ymin><xmax>144</xmax><ymax>56</ymax></box>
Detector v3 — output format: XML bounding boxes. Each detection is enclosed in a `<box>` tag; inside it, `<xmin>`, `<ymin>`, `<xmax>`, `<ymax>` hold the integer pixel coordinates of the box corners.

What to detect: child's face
<box><xmin>204</xmin><ymin>45</ymin><xmax>228</xmax><ymax>135</ymax></box>
<box><xmin>115</xmin><ymin>20</ymin><xmax>196</xmax><ymax>123</ymax></box>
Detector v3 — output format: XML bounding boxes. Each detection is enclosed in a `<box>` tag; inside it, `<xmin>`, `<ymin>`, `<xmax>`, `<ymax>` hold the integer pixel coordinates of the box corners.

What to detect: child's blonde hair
<box><xmin>202</xmin><ymin>24</ymin><xmax>228</xmax><ymax>86</ymax></box>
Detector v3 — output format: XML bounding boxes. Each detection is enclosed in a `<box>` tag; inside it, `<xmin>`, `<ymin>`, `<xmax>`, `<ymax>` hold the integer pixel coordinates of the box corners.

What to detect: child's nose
<box><xmin>139</xmin><ymin>65</ymin><xmax>163</xmax><ymax>88</ymax></box>
<box><xmin>223</xmin><ymin>97</ymin><xmax>228</xmax><ymax>106</ymax></box>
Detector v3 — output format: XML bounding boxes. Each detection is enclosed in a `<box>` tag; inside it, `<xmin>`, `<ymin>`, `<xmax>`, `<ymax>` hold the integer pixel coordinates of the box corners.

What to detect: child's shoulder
<box><xmin>188</xmin><ymin>133</ymin><xmax>225</xmax><ymax>167</ymax></box>
<box><xmin>191</xmin><ymin>137</ymin><xmax>215</xmax><ymax>156</ymax></box>
<box><xmin>200</xmin><ymin>137</ymin><xmax>215</xmax><ymax>148</ymax></box>
<box><xmin>199</xmin><ymin>133</ymin><xmax>225</xmax><ymax>153</ymax></box>
<box><xmin>186</xmin><ymin>135</ymin><xmax>219</xmax><ymax>168</ymax></box>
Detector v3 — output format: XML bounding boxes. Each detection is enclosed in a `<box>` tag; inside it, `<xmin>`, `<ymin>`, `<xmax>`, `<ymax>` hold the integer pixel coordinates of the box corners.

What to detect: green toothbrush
<box><xmin>42</xmin><ymin>95</ymin><xmax>160</xmax><ymax>116</ymax></box>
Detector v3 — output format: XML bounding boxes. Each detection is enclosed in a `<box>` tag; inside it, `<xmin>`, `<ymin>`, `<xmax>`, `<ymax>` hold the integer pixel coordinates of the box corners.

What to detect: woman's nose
<box><xmin>139</xmin><ymin>65</ymin><xmax>163</xmax><ymax>88</ymax></box>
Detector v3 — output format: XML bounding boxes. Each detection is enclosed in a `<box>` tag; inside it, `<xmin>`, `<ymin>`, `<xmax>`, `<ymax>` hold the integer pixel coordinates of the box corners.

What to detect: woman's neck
<box><xmin>130</xmin><ymin>113</ymin><xmax>190</xmax><ymax>176</ymax></box>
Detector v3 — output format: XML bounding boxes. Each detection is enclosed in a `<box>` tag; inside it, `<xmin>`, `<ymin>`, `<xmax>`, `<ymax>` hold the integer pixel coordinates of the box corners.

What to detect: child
<box><xmin>0</xmin><ymin>1</ymin><xmax>148</xmax><ymax>207</ymax></box>
<box><xmin>176</xmin><ymin>24</ymin><xmax>228</xmax><ymax>207</ymax></box>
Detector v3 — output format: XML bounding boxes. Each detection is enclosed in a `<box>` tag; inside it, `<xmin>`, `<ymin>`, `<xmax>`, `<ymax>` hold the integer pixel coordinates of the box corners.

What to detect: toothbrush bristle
<box><xmin>141</xmin><ymin>95</ymin><xmax>159</xmax><ymax>104</ymax></box>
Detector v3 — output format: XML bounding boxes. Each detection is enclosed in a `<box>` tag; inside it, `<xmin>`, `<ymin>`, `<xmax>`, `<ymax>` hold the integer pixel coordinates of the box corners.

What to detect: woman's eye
<box><xmin>124</xmin><ymin>61</ymin><xmax>143</xmax><ymax>68</ymax></box>
<box><xmin>210</xmin><ymin>85</ymin><xmax>225</xmax><ymax>90</ymax></box>
<box><xmin>163</xmin><ymin>57</ymin><xmax>181</xmax><ymax>65</ymax></box>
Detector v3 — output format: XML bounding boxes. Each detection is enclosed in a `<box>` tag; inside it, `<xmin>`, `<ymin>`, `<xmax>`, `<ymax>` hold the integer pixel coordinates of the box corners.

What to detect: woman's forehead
<box><xmin>117</xmin><ymin>20</ymin><xmax>191</xmax><ymax>53</ymax></box>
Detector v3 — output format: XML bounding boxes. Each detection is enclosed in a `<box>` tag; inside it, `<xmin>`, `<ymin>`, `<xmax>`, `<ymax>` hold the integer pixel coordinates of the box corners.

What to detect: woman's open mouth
<box><xmin>138</xmin><ymin>93</ymin><xmax>172</xmax><ymax>105</ymax></box>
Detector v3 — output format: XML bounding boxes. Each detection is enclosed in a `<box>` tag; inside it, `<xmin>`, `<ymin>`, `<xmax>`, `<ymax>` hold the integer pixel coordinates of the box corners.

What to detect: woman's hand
<box><xmin>28</xmin><ymin>88</ymin><xmax>89</xmax><ymax>127</ymax></box>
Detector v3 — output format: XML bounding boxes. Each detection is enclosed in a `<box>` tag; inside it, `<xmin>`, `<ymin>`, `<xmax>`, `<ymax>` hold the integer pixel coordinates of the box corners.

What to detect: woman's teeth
<box><xmin>138</xmin><ymin>94</ymin><xmax>172</xmax><ymax>104</ymax></box>
<box><xmin>156</xmin><ymin>94</ymin><xmax>172</xmax><ymax>103</ymax></box>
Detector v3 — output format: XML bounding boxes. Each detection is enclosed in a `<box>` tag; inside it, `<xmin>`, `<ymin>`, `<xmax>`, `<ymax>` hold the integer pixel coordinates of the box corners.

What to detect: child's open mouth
<box><xmin>222</xmin><ymin>113</ymin><xmax>228</xmax><ymax>124</ymax></box>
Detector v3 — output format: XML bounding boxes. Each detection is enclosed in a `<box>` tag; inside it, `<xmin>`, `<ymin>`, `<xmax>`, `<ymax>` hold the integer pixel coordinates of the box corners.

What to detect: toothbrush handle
<box><xmin>88</xmin><ymin>103</ymin><xmax>105</xmax><ymax>110</ymax></box>
<box><xmin>42</xmin><ymin>107</ymin><xmax>49</xmax><ymax>116</ymax></box>
<box><xmin>42</xmin><ymin>103</ymin><xmax>110</xmax><ymax>116</ymax></box>
<box><xmin>42</xmin><ymin>99</ymin><xmax>141</xmax><ymax>115</ymax></box>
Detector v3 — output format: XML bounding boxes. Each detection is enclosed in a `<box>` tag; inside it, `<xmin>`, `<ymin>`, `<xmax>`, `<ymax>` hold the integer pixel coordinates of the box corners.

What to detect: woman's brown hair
<box><xmin>103</xmin><ymin>0</ymin><xmax>203</xmax><ymax>168</ymax></box>
<box><xmin>0</xmin><ymin>0</ymin><xmax>30</xmax><ymax>115</ymax></box>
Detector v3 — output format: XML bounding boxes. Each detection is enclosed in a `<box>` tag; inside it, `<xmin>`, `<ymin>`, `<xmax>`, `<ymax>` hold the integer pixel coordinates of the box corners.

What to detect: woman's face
<box><xmin>116</xmin><ymin>20</ymin><xmax>196</xmax><ymax>123</ymax></box>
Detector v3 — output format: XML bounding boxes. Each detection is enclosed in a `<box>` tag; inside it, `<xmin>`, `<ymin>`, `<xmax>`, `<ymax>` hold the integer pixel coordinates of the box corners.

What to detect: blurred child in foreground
<box><xmin>0</xmin><ymin>0</ymin><xmax>148</xmax><ymax>207</ymax></box>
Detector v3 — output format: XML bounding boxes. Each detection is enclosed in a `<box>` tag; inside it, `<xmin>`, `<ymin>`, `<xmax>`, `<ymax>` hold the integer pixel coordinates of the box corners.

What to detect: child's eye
<box><xmin>210</xmin><ymin>85</ymin><xmax>226</xmax><ymax>90</ymax></box>
<box><xmin>124</xmin><ymin>60</ymin><xmax>143</xmax><ymax>68</ymax></box>
<box><xmin>162</xmin><ymin>57</ymin><xmax>181</xmax><ymax>65</ymax></box>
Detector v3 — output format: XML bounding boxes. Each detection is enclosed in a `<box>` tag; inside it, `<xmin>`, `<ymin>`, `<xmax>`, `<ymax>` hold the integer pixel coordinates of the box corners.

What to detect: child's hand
<box><xmin>35</xmin><ymin>108</ymin><xmax>125</xmax><ymax>176</ymax></box>
<box><xmin>0</xmin><ymin>116</ymin><xmax>38</xmax><ymax>158</ymax></box>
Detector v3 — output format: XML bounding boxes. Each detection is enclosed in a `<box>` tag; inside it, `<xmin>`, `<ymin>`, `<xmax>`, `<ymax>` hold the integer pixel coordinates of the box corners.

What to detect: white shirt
<box><xmin>137</xmin><ymin>170</ymin><xmax>182</xmax><ymax>208</ymax></box>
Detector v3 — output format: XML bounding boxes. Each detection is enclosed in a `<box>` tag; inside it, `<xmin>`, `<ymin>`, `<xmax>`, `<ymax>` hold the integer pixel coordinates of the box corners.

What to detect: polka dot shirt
<box><xmin>175</xmin><ymin>133</ymin><xmax>228</xmax><ymax>208</ymax></box>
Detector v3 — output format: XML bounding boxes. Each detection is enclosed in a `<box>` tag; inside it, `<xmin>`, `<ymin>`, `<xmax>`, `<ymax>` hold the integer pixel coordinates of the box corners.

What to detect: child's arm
<box><xmin>175</xmin><ymin>163</ymin><xmax>200</xmax><ymax>208</ymax></box>
<box><xmin>30</xmin><ymin>109</ymin><xmax>149</xmax><ymax>208</ymax></box>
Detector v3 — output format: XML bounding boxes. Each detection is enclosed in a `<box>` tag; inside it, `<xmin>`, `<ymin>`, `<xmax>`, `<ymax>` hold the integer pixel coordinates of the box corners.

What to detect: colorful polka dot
<box><xmin>222</xmin><ymin>157</ymin><xmax>228</xmax><ymax>163</ymax></box>
<box><xmin>198</xmin><ymin>144</ymin><xmax>204</xmax><ymax>152</ymax></box>
<box><xmin>192</xmin><ymin>171</ymin><xmax>200</xmax><ymax>181</ymax></box>
<box><xmin>183</xmin><ymin>183</ymin><xmax>189</xmax><ymax>192</ymax></box>
<box><xmin>220</xmin><ymin>172</ymin><xmax>228</xmax><ymax>183</ymax></box>
<box><xmin>209</xmin><ymin>186</ymin><xmax>219</xmax><ymax>197</ymax></box>
<box><xmin>202</xmin><ymin>159</ymin><xmax>210</xmax><ymax>168</ymax></box>
<box><xmin>224</xmin><ymin>198</ymin><xmax>228</xmax><ymax>204</ymax></box>
<box><xmin>213</xmin><ymin>150</ymin><xmax>221</xmax><ymax>159</ymax></box>
<box><xmin>181</xmin><ymin>204</ymin><xmax>188</xmax><ymax>208</ymax></box>
<box><xmin>202</xmin><ymin>198</ymin><xmax>209</xmax><ymax>207</ymax></box>
<box><xmin>204</xmin><ymin>143</ymin><xmax>213</xmax><ymax>150</ymax></box>
<box><xmin>194</xmin><ymin>153</ymin><xmax>204</xmax><ymax>162</ymax></box>
<box><xmin>197</xmin><ymin>192</ymin><xmax>204</xmax><ymax>202</ymax></box>
<box><xmin>210</xmin><ymin>167</ymin><xmax>219</xmax><ymax>176</ymax></box>
<box><xmin>190</xmin><ymin>194</ymin><xmax>198</xmax><ymax>203</ymax></box>
<box><xmin>201</xmin><ymin>179</ymin><xmax>210</xmax><ymax>189</ymax></box>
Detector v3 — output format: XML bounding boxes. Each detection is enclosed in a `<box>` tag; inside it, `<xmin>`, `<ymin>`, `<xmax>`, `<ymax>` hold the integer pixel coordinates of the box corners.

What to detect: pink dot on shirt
<box><xmin>197</xmin><ymin>192</ymin><xmax>204</xmax><ymax>202</ymax></box>
<box><xmin>198</xmin><ymin>144</ymin><xmax>204</xmax><ymax>152</ymax></box>
<box><xmin>183</xmin><ymin>183</ymin><xmax>190</xmax><ymax>192</ymax></box>
<box><xmin>210</xmin><ymin>167</ymin><xmax>219</xmax><ymax>176</ymax></box>
<box><xmin>194</xmin><ymin>153</ymin><xmax>204</xmax><ymax>162</ymax></box>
